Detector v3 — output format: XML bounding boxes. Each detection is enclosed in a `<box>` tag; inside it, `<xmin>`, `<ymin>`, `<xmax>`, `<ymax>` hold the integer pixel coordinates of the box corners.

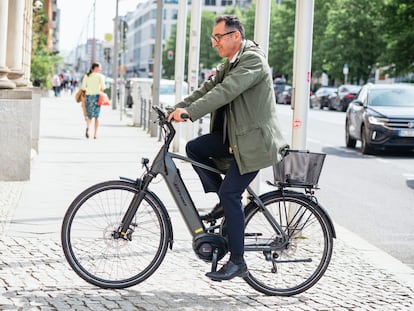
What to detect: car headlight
<box><xmin>368</xmin><ymin>116</ymin><xmax>387</xmax><ymax>126</ymax></box>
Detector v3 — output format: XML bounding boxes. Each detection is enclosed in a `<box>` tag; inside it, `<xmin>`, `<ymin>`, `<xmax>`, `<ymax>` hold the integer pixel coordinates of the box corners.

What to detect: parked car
<box><xmin>330</xmin><ymin>84</ymin><xmax>361</xmax><ymax>112</ymax></box>
<box><xmin>309</xmin><ymin>86</ymin><xmax>337</xmax><ymax>109</ymax></box>
<box><xmin>276</xmin><ymin>85</ymin><xmax>292</xmax><ymax>105</ymax></box>
<box><xmin>158</xmin><ymin>79</ymin><xmax>188</xmax><ymax>107</ymax></box>
<box><xmin>273</xmin><ymin>83</ymin><xmax>286</xmax><ymax>101</ymax></box>
<box><xmin>345</xmin><ymin>83</ymin><xmax>414</xmax><ymax>154</ymax></box>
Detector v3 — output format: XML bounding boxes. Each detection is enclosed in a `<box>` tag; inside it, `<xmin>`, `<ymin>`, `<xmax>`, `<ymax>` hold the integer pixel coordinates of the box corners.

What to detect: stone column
<box><xmin>22</xmin><ymin>0</ymin><xmax>34</xmax><ymax>86</ymax></box>
<box><xmin>6</xmin><ymin>0</ymin><xmax>27</xmax><ymax>87</ymax></box>
<box><xmin>0</xmin><ymin>90</ymin><xmax>32</xmax><ymax>181</ymax></box>
<box><xmin>0</xmin><ymin>0</ymin><xmax>16</xmax><ymax>89</ymax></box>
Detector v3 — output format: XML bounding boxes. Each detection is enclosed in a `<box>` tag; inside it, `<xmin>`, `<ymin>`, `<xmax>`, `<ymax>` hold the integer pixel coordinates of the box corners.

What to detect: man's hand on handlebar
<box><xmin>167</xmin><ymin>108</ymin><xmax>190</xmax><ymax>123</ymax></box>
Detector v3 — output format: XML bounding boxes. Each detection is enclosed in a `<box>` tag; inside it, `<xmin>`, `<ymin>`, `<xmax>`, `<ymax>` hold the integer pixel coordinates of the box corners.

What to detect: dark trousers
<box><xmin>186</xmin><ymin>132</ymin><xmax>258</xmax><ymax>259</ymax></box>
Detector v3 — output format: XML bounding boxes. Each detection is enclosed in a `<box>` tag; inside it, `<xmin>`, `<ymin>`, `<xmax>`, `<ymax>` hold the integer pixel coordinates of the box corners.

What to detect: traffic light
<box><xmin>122</xmin><ymin>20</ymin><xmax>128</xmax><ymax>40</ymax></box>
<box><xmin>104</xmin><ymin>48</ymin><xmax>111</xmax><ymax>63</ymax></box>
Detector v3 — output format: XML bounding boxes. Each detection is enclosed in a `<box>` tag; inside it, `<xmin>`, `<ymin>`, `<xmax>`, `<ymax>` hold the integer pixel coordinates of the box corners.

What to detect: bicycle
<box><xmin>61</xmin><ymin>106</ymin><xmax>336</xmax><ymax>296</ymax></box>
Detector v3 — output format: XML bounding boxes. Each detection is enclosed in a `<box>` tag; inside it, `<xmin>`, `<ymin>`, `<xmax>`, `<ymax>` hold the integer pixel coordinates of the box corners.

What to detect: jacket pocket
<box><xmin>235</xmin><ymin>127</ymin><xmax>270</xmax><ymax>166</ymax></box>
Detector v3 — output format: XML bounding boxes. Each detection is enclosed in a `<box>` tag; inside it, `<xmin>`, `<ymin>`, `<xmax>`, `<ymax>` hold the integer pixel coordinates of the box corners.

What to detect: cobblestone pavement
<box><xmin>0</xmin><ymin>231</ymin><xmax>413</xmax><ymax>310</ymax></box>
<box><xmin>0</xmin><ymin>95</ymin><xmax>413</xmax><ymax>310</ymax></box>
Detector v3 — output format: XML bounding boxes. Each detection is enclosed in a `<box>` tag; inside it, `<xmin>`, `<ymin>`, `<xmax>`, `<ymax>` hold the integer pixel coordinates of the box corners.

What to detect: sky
<box><xmin>58</xmin><ymin>0</ymin><xmax>141</xmax><ymax>52</ymax></box>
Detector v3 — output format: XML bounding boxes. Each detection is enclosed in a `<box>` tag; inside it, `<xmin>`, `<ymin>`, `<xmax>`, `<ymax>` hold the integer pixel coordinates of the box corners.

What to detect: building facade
<box><xmin>64</xmin><ymin>0</ymin><xmax>254</xmax><ymax>80</ymax></box>
<box><xmin>123</xmin><ymin>0</ymin><xmax>253</xmax><ymax>78</ymax></box>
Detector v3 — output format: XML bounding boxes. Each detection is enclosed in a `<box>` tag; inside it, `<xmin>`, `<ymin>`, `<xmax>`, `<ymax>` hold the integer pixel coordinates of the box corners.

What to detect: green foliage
<box><xmin>321</xmin><ymin>0</ymin><xmax>385</xmax><ymax>84</ymax></box>
<box><xmin>162</xmin><ymin>11</ymin><xmax>222</xmax><ymax>80</ymax></box>
<box><xmin>31</xmin><ymin>6</ymin><xmax>62</xmax><ymax>88</ymax></box>
<box><xmin>161</xmin><ymin>0</ymin><xmax>413</xmax><ymax>84</ymax></box>
<box><xmin>268</xmin><ymin>0</ymin><xmax>295</xmax><ymax>81</ymax></box>
<box><xmin>379</xmin><ymin>0</ymin><xmax>414</xmax><ymax>75</ymax></box>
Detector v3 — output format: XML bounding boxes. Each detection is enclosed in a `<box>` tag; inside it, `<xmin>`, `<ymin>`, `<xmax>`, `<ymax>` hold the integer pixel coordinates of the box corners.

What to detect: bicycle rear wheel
<box><xmin>243</xmin><ymin>191</ymin><xmax>334</xmax><ymax>296</ymax></box>
<box><xmin>61</xmin><ymin>180</ymin><xmax>170</xmax><ymax>289</ymax></box>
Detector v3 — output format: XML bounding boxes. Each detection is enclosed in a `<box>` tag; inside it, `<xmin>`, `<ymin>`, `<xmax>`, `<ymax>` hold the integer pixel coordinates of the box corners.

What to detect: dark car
<box><xmin>345</xmin><ymin>83</ymin><xmax>414</xmax><ymax>154</ymax></box>
<box><xmin>310</xmin><ymin>86</ymin><xmax>337</xmax><ymax>109</ymax></box>
<box><xmin>276</xmin><ymin>85</ymin><xmax>292</xmax><ymax>105</ymax></box>
<box><xmin>330</xmin><ymin>84</ymin><xmax>361</xmax><ymax>112</ymax></box>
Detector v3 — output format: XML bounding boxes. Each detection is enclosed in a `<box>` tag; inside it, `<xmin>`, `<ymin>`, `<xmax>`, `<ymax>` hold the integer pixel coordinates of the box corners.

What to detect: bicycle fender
<box><xmin>255</xmin><ymin>190</ymin><xmax>336</xmax><ymax>239</ymax></box>
<box><xmin>283</xmin><ymin>190</ymin><xmax>336</xmax><ymax>239</ymax></box>
<box><xmin>312</xmin><ymin>200</ymin><xmax>336</xmax><ymax>239</ymax></box>
<box><xmin>284</xmin><ymin>191</ymin><xmax>336</xmax><ymax>239</ymax></box>
<box><xmin>120</xmin><ymin>176</ymin><xmax>141</xmax><ymax>187</ymax></box>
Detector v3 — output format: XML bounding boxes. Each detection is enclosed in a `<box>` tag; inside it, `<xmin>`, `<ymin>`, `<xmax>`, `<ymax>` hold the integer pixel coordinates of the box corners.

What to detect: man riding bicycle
<box><xmin>168</xmin><ymin>15</ymin><xmax>287</xmax><ymax>281</ymax></box>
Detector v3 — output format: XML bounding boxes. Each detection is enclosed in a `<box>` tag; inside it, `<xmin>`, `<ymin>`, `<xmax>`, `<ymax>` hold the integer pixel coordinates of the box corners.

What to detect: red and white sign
<box><xmin>293</xmin><ymin>119</ymin><xmax>302</xmax><ymax>129</ymax></box>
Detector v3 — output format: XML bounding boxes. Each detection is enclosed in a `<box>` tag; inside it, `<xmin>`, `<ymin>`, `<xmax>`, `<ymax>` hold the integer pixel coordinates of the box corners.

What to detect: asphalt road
<box><xmin>262</xmin><ymin>104</ymin><xmax>414</xmax><ymax>270</ymax></box>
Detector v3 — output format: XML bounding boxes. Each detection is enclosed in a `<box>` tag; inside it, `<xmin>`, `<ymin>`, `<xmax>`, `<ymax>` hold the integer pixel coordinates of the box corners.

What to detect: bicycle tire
<box><xmin>61</xmin><ymin>180</ymin><xmax>170</xmax><ymax>289</ymax></box>
<box><xmin>243</xmin><ymin>191</ymin><xmax>334</xmax><ymax>296</ymax></box>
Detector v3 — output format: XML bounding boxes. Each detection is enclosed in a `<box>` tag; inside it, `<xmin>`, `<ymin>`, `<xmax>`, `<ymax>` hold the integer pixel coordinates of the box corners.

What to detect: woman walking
<box><xmin>81</xmin><ymin>63</ymin><xmax>105</xmax><ymax>139</ymax></box>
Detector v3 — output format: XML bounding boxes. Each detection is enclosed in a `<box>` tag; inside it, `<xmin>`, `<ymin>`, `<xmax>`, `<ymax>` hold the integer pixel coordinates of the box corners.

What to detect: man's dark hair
<box><xmin>215</xmin><ymin>15</ymin><xmax>245</xmax><ymax>40</ymax></box>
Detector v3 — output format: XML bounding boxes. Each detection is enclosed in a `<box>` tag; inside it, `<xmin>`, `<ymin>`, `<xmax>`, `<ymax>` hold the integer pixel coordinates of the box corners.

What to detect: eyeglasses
<box><xmin>210</xmin><ymin>31</ymin><xmax>237</xmax><ymax>43</ymax></box>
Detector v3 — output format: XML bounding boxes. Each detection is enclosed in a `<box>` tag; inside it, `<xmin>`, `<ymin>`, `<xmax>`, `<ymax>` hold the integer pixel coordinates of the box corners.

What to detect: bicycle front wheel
<box><xmin>61</xmin><ymin>180</ymin><xmax>170</xmax><ymax>289</ymax></box>
<box><xmin>243</xmin><ymin>191</ymin><xmax>334</xmax><ymax>296</ymax></box>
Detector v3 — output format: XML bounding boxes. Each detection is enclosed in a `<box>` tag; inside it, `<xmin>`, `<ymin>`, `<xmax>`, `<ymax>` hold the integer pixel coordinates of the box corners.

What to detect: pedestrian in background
<box><xmin>168</xmin><ymin>15</ymin><xmax>288</xmax><ymax>281</ymax></box>
<box><xmin>81</xmin><ymin>63</ymin><xmax>105</xmax><ymax>139</ymax></box>
<box><xmin>51</xmin><ymin>74</ymin><xmax>61</xmax><ymax>97</ymax></box>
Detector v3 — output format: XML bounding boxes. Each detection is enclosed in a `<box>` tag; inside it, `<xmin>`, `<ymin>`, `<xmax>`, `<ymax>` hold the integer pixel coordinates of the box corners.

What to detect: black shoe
<box><xmin>205</xmin><ymin>261</ymin><xmax>248</xmax><ymax>281</ymax></box>
<box><xmin>200</xmin><ymin>203</ymin><xmax>224</xmax><ymax>221</ymax></box>
<box><xmin>85</xmin><ymin>128</ymin><xmax>89</xmax><ymax>139</ymax></box>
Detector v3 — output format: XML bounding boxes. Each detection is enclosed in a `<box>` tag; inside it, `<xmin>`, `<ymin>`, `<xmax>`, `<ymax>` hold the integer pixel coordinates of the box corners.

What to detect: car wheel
<box><xmin>345</xmin><ymin>121</ymin><xmax>356</xmax><ymax>148</ymax></box>
<box><xmin>361</xmin><ymin>125</ymin><xmax>374</xmax><ymax>155</ymax></box>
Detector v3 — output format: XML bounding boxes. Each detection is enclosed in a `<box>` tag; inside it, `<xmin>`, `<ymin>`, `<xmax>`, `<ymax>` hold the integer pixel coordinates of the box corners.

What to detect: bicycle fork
<box><xmin>117</xmin><ymin>173</ymin><xmax>154</xmax><ymax>240</ymax></box>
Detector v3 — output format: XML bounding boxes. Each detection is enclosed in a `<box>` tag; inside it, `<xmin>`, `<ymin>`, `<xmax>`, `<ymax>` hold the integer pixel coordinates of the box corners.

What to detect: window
<box><xmin>171</xmin><ymin>9</ymin><xmax>178</xmax><ymax>19</ymax></box>
<box><xmin>221</xmin><ymin>0</ymin><xmax>233</xmax><ymax>5</ymax></box>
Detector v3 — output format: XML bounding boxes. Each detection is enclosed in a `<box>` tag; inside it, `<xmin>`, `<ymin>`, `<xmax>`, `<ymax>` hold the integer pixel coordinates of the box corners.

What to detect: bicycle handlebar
<box><xmin>152</xmin><ymin>106</ymin><xmax>179</xmax><ymax>146</ymax></box>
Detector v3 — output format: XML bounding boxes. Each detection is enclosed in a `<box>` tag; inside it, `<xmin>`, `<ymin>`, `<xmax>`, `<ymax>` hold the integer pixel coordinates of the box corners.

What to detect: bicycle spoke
<box><xmin>243</xmin><ymin>192</ymin><xmax>334</xmax><ymax>296</ymax></box>
<box><xmin>62</xmin><ymin>181</ymin><xmax>170</xmax><ymax>288</ymax></box>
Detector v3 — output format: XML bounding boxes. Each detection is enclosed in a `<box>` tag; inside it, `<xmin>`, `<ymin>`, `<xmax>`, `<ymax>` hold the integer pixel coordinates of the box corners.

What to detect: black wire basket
<box><xmin>273</xmin><ymin>150</ymin><xmax>326</xmax><ymax>188</ymax></box>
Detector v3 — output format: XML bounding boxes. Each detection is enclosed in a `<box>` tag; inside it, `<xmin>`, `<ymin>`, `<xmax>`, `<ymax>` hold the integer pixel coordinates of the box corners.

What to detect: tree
<box><xmin>162</xmin><ymin>0</ymin><xmax>413</xmax><ymax>85</ymax></box>
<box><xmin>31</xmin><ymin>5</ymin><xmax>62</xmax><ymax>88</ymax></box>
<box><xmin>162</xmin><ymin>11</ymin><xmax>222</xmax><ymax>80</ymax></box>
<box><xmin>319</xmin><ymin>0</ymin><xmax>385</xmax><ymax>84</ymax></box>
<box><xmin>380</xmin><ymin>0</ymin><xmax>414</xmax><ymax>76</ymax></box>
<box><xmin>266</xmin><ymin>0</ymin><xmax>296</xmax><ymax>81</ymax></box>
<box><xmin>311</xmin><ymin>0</ymin><xmax>335</xmax><ymax>82</ymax></box>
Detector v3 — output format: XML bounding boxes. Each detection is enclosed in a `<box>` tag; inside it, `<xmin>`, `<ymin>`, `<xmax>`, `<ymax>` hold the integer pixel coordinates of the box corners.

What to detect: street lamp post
<box><xmin>111</xmin><ymin>0</ymin><xmax>119</xmax><ymax>110</ymax></box>
<box><xmin>343</xmin><ymin>63</ymin><xmax>349</xmax><ymax>84</ymax></box>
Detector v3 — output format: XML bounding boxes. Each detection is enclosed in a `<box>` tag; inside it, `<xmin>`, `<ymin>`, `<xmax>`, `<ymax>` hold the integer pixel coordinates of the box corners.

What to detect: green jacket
<box><xmin>175</xmin><ymin>40</ymin><xmax>288</xmax><ymax>174</ymax></box>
